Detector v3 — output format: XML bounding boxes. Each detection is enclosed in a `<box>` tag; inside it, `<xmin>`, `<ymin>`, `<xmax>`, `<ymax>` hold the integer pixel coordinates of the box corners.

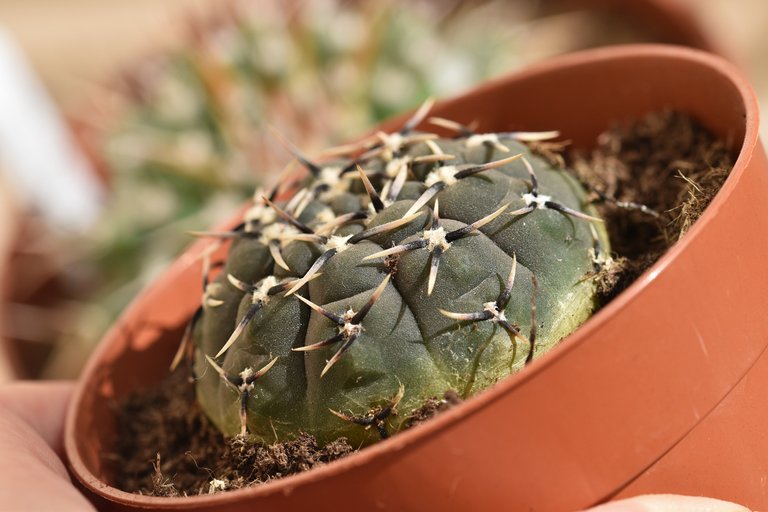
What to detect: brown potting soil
<box><xmin>570</xmin><ymin>110</ymin><xmax>733</xmax><ymax>301</ymax></box>
<box><xmin>114</xmin><ymin>111</ymin><xmax>733</xmax><ymax>496</ymax></box>
<box><xmin>116</xmin><ymin>369</ymin><xmax>462</xmax><ymax>496</ymax></box>
<box><xmin>116</xmin><ymin>370</ymin><xmax>356</xmax><ymax>496</ymax></box>
<box><xmin>402</xmin><ymin>390</ymin><xmax>464</xmax><ymax>429</ymax></box>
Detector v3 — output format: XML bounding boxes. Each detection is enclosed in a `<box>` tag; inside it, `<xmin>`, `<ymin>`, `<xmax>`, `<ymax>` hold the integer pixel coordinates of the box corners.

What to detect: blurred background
<box><xmin>0</xmin><ymin>0</ymin><xmax>765</xmax><ymax>381</ymax></box>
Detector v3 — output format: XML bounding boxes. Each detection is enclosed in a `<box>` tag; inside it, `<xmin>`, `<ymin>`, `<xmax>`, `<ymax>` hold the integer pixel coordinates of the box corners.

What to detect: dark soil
<box><xmin>569</xmin><ymin>110</ymin><xmax>733</xmax><ymax>301</ymax></box>
<box><xmin>403</xmin><ymin>390</ymin><xmax>463</xmax><ymax>429</ymax></box>
<box><xmin>114</xmin><ymin>111</ymin><xmax>732</xmax><ymax>496</ymax></box>
<box><xmin>116</xmin><ymin>370</ymin><xmax>461</xmax><ymax>496</ymax></box>
<box><xmin>116</xmin><ymin>370</ymin><xmax>355</xmax><ymax>496</ymax></box>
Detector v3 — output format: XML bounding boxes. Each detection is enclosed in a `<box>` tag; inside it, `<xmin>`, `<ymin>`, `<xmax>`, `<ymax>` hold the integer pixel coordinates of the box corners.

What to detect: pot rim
<box><xmin>64</xmin><ymin>43</ymin><xmax>760</xmax><ymax>508</ymax></box>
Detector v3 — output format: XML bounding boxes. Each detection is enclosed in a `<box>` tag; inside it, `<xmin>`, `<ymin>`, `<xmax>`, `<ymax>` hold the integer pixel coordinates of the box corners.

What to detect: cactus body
<box><xmin>192</xmin><ymin>120</ymin><xmax>608</xmax><ymax>446</ymax></box>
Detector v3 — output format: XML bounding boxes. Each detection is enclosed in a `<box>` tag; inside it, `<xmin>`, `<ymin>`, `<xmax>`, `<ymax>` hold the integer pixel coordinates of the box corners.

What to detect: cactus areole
<box><xmin>184</xmin><ymin>103</ymin><xmax>611</xmax><ymax>447</ymax></box>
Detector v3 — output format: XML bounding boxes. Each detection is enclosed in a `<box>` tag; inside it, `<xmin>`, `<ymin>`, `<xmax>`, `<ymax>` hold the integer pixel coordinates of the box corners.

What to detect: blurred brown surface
<box><xmin>0</xmin><ymin>0</ymin><xmax>221</xmax><ymax>381</ymax></box>
<box><xmin>689</xmin><ymin>0</ymin><xmax>768</xmax><ymax>139</ymax></box>
<box><xmin>0</xmin><ymin>0</ymin><xmax>218</xmax><ymax>108</ymax></box>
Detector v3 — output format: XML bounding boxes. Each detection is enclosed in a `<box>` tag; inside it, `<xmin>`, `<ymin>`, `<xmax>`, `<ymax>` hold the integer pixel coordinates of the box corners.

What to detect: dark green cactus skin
<box><xmin>192</xmin><ymin>130</ymin><xmax>608</xmax><ymax>446</ymax></box>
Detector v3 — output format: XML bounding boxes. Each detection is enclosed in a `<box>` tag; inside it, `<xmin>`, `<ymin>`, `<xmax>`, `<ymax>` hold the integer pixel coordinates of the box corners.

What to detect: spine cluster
<box><xmin>180</xmin><ymin>100</ymin><xmax>609</xmax><ymax>445</ymax></box>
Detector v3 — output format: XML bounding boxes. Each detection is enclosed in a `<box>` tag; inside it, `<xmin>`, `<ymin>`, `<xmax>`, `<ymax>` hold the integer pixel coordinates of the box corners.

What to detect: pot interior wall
<box><xmin>388</xmin><ymin>47</ymin><xmax>746</xmax><ymax>154</ymax></box>
<box><xmin>80</xmin><ymin>330</ymin><xmax>185</xmax><ymax>484</ymax></box>
<box><xmin>72</xmin><ymin>263</ymin><xmax>201</xmax><ymax>485</ymax></box>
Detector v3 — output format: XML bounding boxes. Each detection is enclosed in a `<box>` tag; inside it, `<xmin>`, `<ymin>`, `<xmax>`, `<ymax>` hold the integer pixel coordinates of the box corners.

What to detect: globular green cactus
<box><xmin>182</xmin><ymin>103</ymin><xmax>610</xmax><ymax>447</ymax></box>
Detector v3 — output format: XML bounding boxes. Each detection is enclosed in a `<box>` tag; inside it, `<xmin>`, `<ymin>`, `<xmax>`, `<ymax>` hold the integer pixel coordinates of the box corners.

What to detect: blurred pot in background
<box><xmin>0</xmin><ymin>30</ymin><xmax>105</xmax><ymax>379</ymax></box>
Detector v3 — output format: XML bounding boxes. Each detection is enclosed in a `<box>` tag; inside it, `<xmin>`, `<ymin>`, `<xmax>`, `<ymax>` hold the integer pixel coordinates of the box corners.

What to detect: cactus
<box><xmin>181</xmin><ymin>103</ymin><xmax>610</xmax><ymax>447</ymax></box>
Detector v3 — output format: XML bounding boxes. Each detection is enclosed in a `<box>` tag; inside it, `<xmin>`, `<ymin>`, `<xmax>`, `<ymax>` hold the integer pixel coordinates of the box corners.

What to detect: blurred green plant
<box><xmin>51</xmin><ymin>0</ymin><xmax>651</xmax><ymax>376</ymax></box>
<box><xmin>59</xmin><ymin>1</ymin><xmax>535</xmax><ymax>373</ymax></box>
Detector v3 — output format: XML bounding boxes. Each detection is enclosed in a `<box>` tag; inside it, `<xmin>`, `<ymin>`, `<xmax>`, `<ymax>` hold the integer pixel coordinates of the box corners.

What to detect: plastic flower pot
<box><xmin>64</xmin><ymin>44</ymin><xmax>768</xmax><ymax>511</ymax></box>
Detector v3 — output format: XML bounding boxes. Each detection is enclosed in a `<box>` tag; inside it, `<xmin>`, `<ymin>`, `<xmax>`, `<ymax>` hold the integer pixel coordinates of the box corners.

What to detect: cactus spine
<box><xmin>182</xmin><ymin>102</ymin><xmax>609</xmax><ymax>446</ymax></box>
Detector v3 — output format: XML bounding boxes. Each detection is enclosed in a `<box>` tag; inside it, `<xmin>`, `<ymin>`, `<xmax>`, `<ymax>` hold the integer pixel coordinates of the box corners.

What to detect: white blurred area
<box><xmin>0</xmin><ymin>30</ymin><xmax>103</xmax><ymax>232</ymax></box>
<box><xmin>0</xmin><ymin>0</ymin><xmax>221</xmax><ymax>230</ymax></box>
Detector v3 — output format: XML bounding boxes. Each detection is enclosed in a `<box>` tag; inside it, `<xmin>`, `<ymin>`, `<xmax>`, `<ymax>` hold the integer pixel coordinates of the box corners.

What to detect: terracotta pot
<box><xmin>552</xmin><ymin>0</ymin><xmax>719</xmax><ymax>53</ymax></box>
<box><xmin>64</xmin><ymin>44</ymin><xmax>768</xmax><ymax>511</ymax></box>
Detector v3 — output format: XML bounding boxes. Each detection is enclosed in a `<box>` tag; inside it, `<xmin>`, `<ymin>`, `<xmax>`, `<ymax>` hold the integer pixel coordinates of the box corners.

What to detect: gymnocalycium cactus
<box><xmin>178</xmin><ymin>101</ymin><xmax>610</xmax><ymax>447</ymax></box>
